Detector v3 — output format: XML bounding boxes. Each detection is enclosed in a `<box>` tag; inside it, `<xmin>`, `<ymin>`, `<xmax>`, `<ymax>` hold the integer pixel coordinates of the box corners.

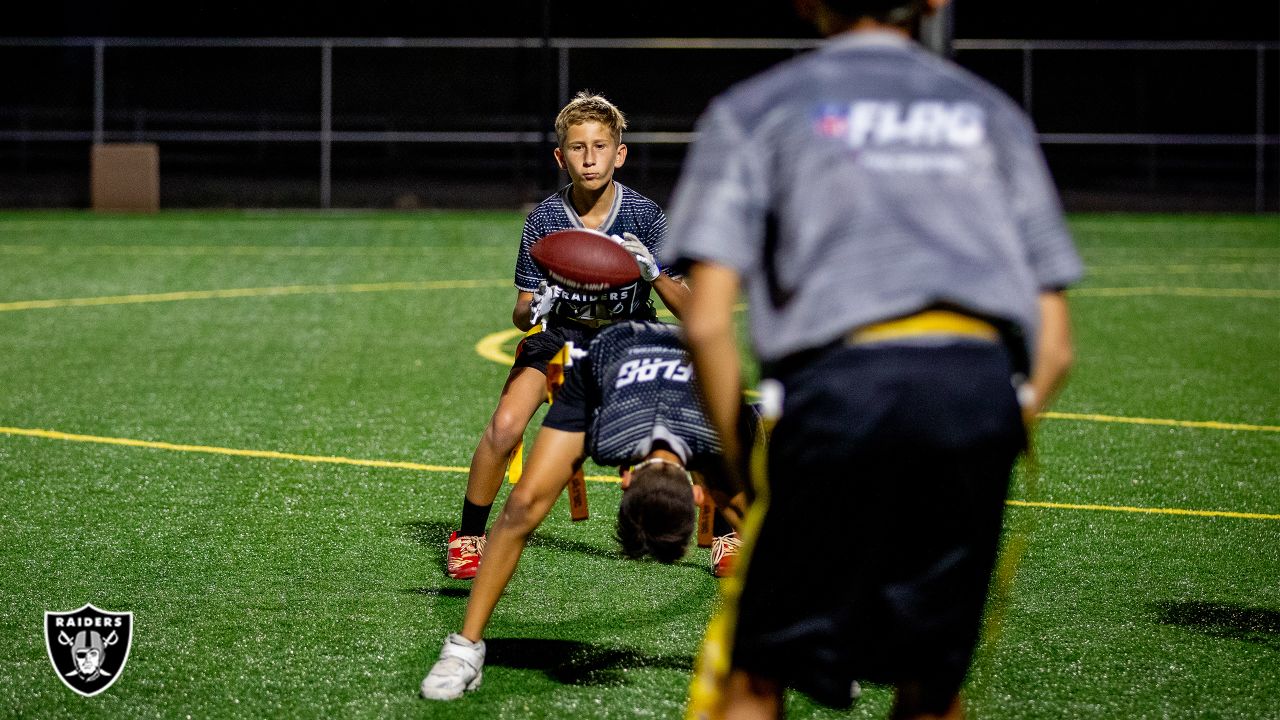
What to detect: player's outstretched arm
<box><xmin>616</xmin><ymin>232</ymin><xmax>692</xmax><ymax>319</ymax></box>
<box><xmin>651</xmin><ymin>273</ymin><xmax>692</xmax><ymax>320</ymax></box>
<box><xmin>682</xmin><ymin>261</ymin><xmax>745</xmax><ymax>477</ymax></box>
<box><xmin>459</xmin><ymin>427</ymin><xmax>586</xmax><ymax>641</ymax></box>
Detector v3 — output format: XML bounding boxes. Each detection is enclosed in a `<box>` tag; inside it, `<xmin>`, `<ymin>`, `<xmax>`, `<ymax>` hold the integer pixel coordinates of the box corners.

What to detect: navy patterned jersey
<box><xmin>514</xmin><ymin>182</ymin><xmax>673</xmax><ymax>324</ymax></box>
<box><xmin>542</xmin><ymin>321</ymin><xmax>721</xmax><ymax>468</ymax></box>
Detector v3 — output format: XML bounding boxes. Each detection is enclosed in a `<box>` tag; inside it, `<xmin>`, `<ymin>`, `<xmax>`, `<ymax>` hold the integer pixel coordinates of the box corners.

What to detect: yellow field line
<box><xmin>1082</xmin><ymin>248</ymin><xmax>1280</xmax><ymax>255</ymax></box>
<box><xmin>0</xmin><ymin>424</ymin><xmax>1268</xmax><ymax>514</ymax></box>
<box><xmin>0</xmin><ymin>425</ymin><xmax>467</xmax><ymax>473</ymax></box>
<box><xmin>0</xmin><ymin>279</ymin><xmax>509</xmax><ymax>313</ymax></box>
<box><xmin>1070</xmin><ymin>286</ymin><xmax>1280</xmax><ymax>299</ymax></box>
<box><xmin>474</xmin><ymin>328</ymin><xmax>525</xmax><ymax>366</ymax></box>
<box><xmin>0</xmin><ymin>244</ymin><xmax>511</xmax><ymax>257</ymax></box>
<box><xmin>1040</xmin><ymin>411</ymin><xmax>1279</xmax><ymax>433</ymax></box>
<box><xmin>1006</xmin><ymin>500</ymin><xmax>1280</xmax><ymax>521</ymax></box>
<box><xmin>1085</xmin><ymin>264</ymin><xmax>1278</xmax><ymax>274</ymax></box>
<box><xmin>0</xmin><ymin>425</ymin><xmax>620</xmax><ymax>483</ymax></box>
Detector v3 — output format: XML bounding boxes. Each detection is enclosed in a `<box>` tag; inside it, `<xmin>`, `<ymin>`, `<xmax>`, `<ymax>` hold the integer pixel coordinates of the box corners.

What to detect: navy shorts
<box><xmin>732</xmin><ymin>342</ymin><xmax>1026</xmax><ymax>710</ymax></box>
<box><xmin>511</xmin><ymin>321</ymin><xmax>598</xmax><ymax>374</ymax></box>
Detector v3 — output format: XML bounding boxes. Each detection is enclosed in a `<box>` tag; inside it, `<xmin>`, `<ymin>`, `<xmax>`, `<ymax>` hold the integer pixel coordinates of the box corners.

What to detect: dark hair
<box><xmin>615</xmin><ymin>462</ymin><xmax>696</xmax><ymax>564</ymax></box>
<box><xmin>821</xmin><ymin>0</ymin><xmax>926</xmax><ymax>26</ymax></box>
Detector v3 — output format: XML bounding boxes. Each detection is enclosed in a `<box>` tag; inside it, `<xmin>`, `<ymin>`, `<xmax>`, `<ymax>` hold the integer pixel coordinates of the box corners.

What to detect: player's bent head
<box><xmin>555</xmin><ymin>91</ymin><xmax>627</xmax><ymax>148</ymax></box>
<box><xmin>616</xmin><ymin>461</ymin><xmax>696</xmax><ymax>564</ymax></box>
<box><xmin>805</xmin><ymin>0</ymin><xmax>933</xmax><ymax>27</ymax></box>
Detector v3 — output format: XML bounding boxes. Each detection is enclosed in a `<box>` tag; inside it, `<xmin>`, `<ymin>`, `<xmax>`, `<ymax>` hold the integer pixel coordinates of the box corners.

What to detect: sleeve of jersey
<box><xmin>1001</xmin><ymin>109</ymin><xmax>1085</xmax><ymax>290</ymax></box>
<box><xmin>514</xmin><ymin>214</ymin><xmax>547</xmax><ymax>292</ymax></box>
<box><xmin>646</xmin><ymin>210</ymin><xmax>680</xmax><ymax>279</ymax></box>
<box><xmin>542</xmin><ymin>354</ymin><xmax>592</xmax><ymax>433</ymax></box>
<box><xmin>661</xmin><ymin>101</ymin><xmax>768</xmax><ymax>276</ymax></box>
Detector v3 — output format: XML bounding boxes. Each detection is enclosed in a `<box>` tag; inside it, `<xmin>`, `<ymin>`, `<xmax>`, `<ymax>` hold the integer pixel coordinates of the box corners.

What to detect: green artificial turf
<box><xmin>0</xmin><ymin>211</ymin><xmax>1276</xmax><ymax>719</ymax></box>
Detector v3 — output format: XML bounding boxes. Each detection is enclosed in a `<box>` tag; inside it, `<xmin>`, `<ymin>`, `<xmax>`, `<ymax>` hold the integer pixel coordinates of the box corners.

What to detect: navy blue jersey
<box><xmin>543</xmin><ymin>321</ymin><xmax>721</xmax><ymax>468</ymax></box>
<box><xmin>514</xmin><ymin>182</ymin><xmax>673</xmax><ymax>325</ymax></box>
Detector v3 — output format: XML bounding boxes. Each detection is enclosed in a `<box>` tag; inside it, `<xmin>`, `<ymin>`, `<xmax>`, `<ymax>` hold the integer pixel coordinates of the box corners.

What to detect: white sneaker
<box><xmin>420</xmin><ymin>633</ymin><xmax>485</xmax><ymax>700</ymax></box>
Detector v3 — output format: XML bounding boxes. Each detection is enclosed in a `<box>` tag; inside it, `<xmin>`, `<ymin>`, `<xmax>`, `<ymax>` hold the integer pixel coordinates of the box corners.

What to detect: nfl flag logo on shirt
<box><xmin>814</xmin><ymin>104</ymin><xmax>849</xmax><ymax>139</ymax></box>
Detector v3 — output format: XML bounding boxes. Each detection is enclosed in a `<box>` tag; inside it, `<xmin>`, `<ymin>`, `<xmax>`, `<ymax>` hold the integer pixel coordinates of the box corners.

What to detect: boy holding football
<box><xmin>445</xmin><ymin>92</ymin><xmax>691</xmax><ymax>579</ymax></box>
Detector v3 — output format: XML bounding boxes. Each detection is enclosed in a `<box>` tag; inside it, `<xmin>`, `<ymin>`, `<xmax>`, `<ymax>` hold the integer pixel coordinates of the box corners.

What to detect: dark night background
<box><xmin>2</xmin><ymin>1</ymin><xmax>1278</xmax><ymax>210</ymax></box>
<box><xmin>9</xmin><ymin>1</ymin><xmax>1278</xmax><ymax>41</ymax></box>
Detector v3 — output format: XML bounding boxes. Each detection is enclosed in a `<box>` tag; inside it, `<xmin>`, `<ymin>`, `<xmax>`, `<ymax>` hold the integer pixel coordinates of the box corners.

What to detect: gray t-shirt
<box><xmin>663</xmin><ymin>31</ymin><xmax>1083</xmax><ymax>364</ymax></box>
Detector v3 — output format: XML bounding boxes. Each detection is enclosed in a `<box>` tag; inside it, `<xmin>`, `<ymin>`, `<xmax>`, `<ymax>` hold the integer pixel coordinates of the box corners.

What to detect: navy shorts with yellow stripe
<box><xmin>732</xmin><ymin>341</ymin><xmax>1026</xmax><ymax>710</ymax></box>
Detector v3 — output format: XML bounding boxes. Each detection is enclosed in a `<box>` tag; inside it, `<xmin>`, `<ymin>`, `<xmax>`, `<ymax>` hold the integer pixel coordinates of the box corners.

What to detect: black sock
<box><xmin>459</xmin><ymin>498</ymin><xmax>493</xmax><ymax>537</ymax></box>
<box><xmin>712</xmin><ymin>511</ymin><xmax>734</xmax><ymax>537</ymax></box>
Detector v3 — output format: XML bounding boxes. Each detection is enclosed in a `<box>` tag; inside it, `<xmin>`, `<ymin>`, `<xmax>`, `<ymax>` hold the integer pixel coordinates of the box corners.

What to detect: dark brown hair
<box><xmin>615</xmin><ymin>462</ymin><xmax>696</xmax><ymax>564</ymax></box>
<box><xmin>821</xmin><ymin>0</ymin><xmax>925</xmax><ymax>26</ymax></box>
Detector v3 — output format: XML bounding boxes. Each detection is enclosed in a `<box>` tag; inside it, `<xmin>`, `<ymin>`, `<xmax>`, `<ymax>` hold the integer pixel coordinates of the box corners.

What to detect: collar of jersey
<box><xmin>630</xmin><ymin>457</ymin><xmax>692</xmax><ymax>484</ymax></box>
<box><xmin>821</xmin><ymin>29</ymin><xmax>914</xmax><ymax>53</ymax></box>
<box><xmin>559</xmin><ymin>181</ymin><xmax>623</xmax><ymax>233</ymax></box>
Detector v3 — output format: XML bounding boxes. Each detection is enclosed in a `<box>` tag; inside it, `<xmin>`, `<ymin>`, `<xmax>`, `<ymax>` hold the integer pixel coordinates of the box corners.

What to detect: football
<box><xmin>530</xmin><ymin>228</ymin><xmax>641</xmax><ymax>290</ymax></box>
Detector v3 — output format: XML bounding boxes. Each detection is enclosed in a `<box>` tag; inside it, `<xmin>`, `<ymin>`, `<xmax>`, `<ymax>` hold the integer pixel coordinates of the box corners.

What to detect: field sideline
<box><xmin>1</xmin><ymin>211</ymin><xmax>1276</xmax><ymax>719</ymax></box>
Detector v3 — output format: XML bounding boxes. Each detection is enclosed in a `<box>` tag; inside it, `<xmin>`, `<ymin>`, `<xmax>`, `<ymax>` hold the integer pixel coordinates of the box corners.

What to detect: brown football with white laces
<box><xmin>530</xmin><ymin>228</ymin><xmax>641</xmax><ymax>290</ymax></box>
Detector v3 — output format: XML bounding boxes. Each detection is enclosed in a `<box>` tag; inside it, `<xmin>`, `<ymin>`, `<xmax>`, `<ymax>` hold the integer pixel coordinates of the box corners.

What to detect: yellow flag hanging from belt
<box><xmin>686</xmin><ymin>381</ymin><xmax>781</xmax><ymax>720</ymax></box>
<box><xmin>545</xmin><ymin>341</ymin><xmax>572</xmax><ymax>405</ymax></box>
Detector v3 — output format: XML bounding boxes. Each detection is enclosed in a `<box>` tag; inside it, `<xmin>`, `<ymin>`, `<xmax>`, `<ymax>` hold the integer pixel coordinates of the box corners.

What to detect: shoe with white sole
<box><xmin>711</xmin><ymin>531</ymin><xmax>741</xmax><ymax>578</ymax></box>
<box><xmin>446</xmin><ymin>531</ymin><xmax>486</xmax><ymax>580</ymax></box>
<box><xmin>420</xmin><ymin>633</ymin><xmax>485</xmax><ymax>700</ymax></box>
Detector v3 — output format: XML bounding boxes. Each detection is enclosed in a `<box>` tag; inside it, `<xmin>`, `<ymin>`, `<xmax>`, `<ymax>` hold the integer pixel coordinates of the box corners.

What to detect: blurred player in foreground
<box><xmin>665</xmin><ymin>0</ymin><xmax>1083</xmax><ymax>717</ymax></box>
<box><xmin>421</xmin><ymin>321</ymin><xmax>747</xmax><ymax>700</ymax></box>
<box><xmin>446</xmin><ymin>92</ymin><xmax>691</xmax><ymax>579</ymax></box>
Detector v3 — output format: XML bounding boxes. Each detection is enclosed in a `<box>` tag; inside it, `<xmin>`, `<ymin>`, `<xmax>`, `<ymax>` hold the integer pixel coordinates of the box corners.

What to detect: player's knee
<box><xmin>483</xmin><ymin>412</ymin><xmax>528</xmax><ymax>455</ymax></box>
<box><xmin>498</xmin><ymin>487</ymin><xmax>541</xmax><ymax>536</ymax></box>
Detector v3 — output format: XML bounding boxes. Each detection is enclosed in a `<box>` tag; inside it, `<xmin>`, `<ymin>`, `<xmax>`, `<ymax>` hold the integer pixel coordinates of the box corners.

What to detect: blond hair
<box><xmin>555</xmin><ymin>91</ymin><xmax>627</xmax><ymax>147</ymax></box>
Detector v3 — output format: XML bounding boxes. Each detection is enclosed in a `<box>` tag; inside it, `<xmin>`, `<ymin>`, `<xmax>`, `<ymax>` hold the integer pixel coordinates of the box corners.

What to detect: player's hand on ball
<box><xmin>614</xmin><ymin>232</ymin><xmax>661</xmax><ymax>282</ymax></box>
<box><xmin>530</xmin><ymin>281</ymin><xmax>559</xmax><ymax>324</ymax></box>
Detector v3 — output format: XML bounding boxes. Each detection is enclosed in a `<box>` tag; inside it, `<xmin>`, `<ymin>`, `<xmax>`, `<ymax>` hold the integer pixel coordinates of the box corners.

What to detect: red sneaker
<box><xmin>446</xmin><ymin>531</ymin><xmax>486</xmax><ymax>580</ymax></box>
<box><xmin>711</xmin><ymin>532</ymin><xmax>741</xmax><ymax>578</ymax></box>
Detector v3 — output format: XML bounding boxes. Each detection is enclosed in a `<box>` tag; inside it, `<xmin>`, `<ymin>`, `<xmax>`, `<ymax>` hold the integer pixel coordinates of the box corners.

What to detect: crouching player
<box><xmin>446</xmin><ymin>91</ymin><xmax>691</xmax><ymax>579</ymax></box>
<box><xmin>421</xmin><ymin>321</ymin><xmax>747</xmax><ymax>701</ymax></box>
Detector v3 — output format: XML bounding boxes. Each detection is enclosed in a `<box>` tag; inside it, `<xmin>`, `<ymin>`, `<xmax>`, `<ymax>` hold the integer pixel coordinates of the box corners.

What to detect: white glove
<box><xmin>530</xmin><ymin>281</ymin><xmax>559</xmax><ymax>325</ymax></box>
<box><xmin>615</xmin><ymin>232</ymin><xmax>661</xmax><ymax>283</ymax></box>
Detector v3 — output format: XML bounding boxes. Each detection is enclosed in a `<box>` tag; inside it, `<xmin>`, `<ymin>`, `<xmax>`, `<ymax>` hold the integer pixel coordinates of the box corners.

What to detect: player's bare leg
<box><xmin>467</xmin><ymin>367</ymin><xmax>548</xmax><ymax>506</ymax></box>
<box><xmin>424</xmin><ymin>428</ymin><xmax>584</xmax><ymax>700</ymax></box>
<box><xmin>460</xmin><ymin>428</ymin><xmax>584</xmax><ymax>641</ymax></box>
<box><xmin>447</xmin><ymin>366</ymin><xmax>547</xmax><ymax>579</ymax></box>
